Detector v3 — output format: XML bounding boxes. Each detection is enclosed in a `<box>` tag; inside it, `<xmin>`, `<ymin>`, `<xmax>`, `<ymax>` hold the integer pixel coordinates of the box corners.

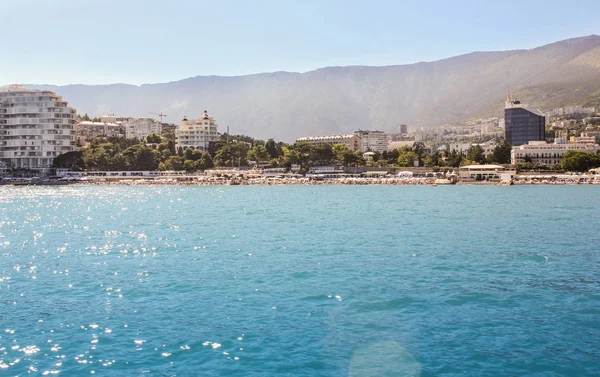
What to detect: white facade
<box><xmin>176</xmin><ymin>111</ymin><xmax>220</xmax><ymax>151</ymax></box>
<box><xmin>0</xmin><ymin>85</ymin><xmax>76</xmax><ymax>169</ymax></box>
<box><xmin>448</xmin><ymin>143</ymin><xmax>472</xmax><ymax>153</ymax></box>
<box><xmin>511</xmin><ymin>141</ymin><xmax>600</xmax><ymax>166</ymax></box>
<box><xmin>355</xmin><ymin>130</ymin><xmax>390</xmax><ymax>152</ymax></box>
<box><xmin>458</xmin><ymin>164</ymin><xmax>515</xmax><ymax>182</ymax></box>
<box><xmin>124</xmin><ymin>117</ymin><xmax>162</xmax><ymax>140</ymax></box>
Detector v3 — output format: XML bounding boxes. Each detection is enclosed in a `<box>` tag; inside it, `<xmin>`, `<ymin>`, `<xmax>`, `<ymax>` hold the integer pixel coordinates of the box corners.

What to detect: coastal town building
<box><xmin>458</xmin><ymin>164</ymin><xmax>515</xmax><ymax>182</ymax></box>
<box><xmin>569</xmin><ymin>133</ymin><xmax>597</xmax><ymax>144</ymax></box>
<box><xmin>583</xmin><ymin>131</ymin><xmax>600</xmax><ymax>139</ymax></box>
<box><xmin>448</xmin><ymin>143</ymin><xmax>472</xmax><ymax>153</ymax></box>
<box><xmin>0</xmin><ymin>85</ymin><xmax>76</xmax><ymax>170</ymax></box>
<box><xmin>504</xmin><ymin>95</ymin><xmax>546</xmax><ymax>146</ymax></box>
<box><xmin>76</xmin><ymin>121</ymin><xmax>122</xmax><ymax>140</ymax></box>
<box><xmin>175</xmin><ymin>111</ymin><xmax>220</xmax><ymax>151</ymax></box>
<box><xmin>545</xmin><ymin>105</ymin><xmax>596</xmax><ymax>119</ymax></box>
<box><xmin>387</xmin><ymin>140</ymin><xmax>415</xmax><ymax>151</ymax></box>
<box><xmin>511</xmin><ymin>141</ymin><xmax>600</xmax><ymax>166</ymax></box>
<box><xmin>124</xmin><ymin>117</ymin><xmax>162</xmax><ymax>140</ymax></box>
<box><xmin>354</xmin><ymin>130</ymin><xmax>390</xmax><ymax>152</ymax></box>
<box><xmin>296</xmin><ymin>134</ymin><xmax>362</xmax><ymax>151</ymax></box>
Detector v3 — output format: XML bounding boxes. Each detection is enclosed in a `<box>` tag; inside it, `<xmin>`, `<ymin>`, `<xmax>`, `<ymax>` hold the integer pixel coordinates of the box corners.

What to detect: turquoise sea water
<box><xmin>0</xmin><ymin>185</ymin><xmax>599</xmax><ymax>376</ymax></box>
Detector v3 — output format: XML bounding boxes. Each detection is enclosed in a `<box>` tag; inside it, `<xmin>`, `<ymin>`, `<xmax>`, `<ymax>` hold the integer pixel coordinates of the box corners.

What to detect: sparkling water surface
<box><xmin>0</xmin><ymin>185</ymin><xmax>599</xmax><ymax>376</ymax></box>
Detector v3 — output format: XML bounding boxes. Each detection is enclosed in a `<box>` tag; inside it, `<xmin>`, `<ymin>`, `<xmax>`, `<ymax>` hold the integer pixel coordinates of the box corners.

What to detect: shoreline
<box><xmin>2</xmin><ymin>177</ymin><xmax>599</xmax><ymax>187</ymax></box>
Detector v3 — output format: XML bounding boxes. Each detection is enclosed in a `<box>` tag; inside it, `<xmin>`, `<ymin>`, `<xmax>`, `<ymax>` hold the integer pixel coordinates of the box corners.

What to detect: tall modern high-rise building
<box><xmin>504</xmin><ymin>95</ymin><xmax>546</xmax><ymax>146</ymax></box>
<box><xmin>0</xmin><ymin>85</ymin><xmax>77</xmax><ymax>170</ymax></box>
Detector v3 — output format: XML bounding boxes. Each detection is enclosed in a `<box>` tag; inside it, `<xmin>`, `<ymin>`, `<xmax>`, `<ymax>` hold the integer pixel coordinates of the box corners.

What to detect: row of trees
<box><xmin>561</xmin><ymin>150</ymin><xmax>600</xmax><ymax>172</ymax></box>
<box><xmin>54</xmin><ymin>130</ymin><xmax>517</xmax><ymax>173</ymax></box>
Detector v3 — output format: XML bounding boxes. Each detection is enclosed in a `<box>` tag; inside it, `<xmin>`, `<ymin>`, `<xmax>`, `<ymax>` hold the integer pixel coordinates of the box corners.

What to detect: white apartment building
<box><xmin>124</xmin><ymin>117</ymin><xmax>162</xmax><ymax>140</ymax></box>
<box><xmin>175</xmin><ymin>111</ymin><xmax>220</xmax><ymax>151</ymax></box>
<box><xmin>296</xmin><ymin>134</ymin><xmax>362</xmax><ymax>151</ymax></box>
<box><xmin>511</xmin><ymin>141</ymin><xmax>600</xmax><ymax>166</ymax></box>
<box><xmin>0</xmin><ymin>85</ymin><xmax>76</xmax><ymax>170</ymax></box>
<box><xmin>77</xmin><ymin>121</ymin><xmax>122</xmax><ymax>139</ymax></box>
<box><xmin>354</xmin><ymin>130</ymin><xmax>390</xmax><ymax>152</ymax></box>
<box><xmin>76</xmin><ymin>121</ymin><xmax>123</xmax><ymax>147</ymax></box>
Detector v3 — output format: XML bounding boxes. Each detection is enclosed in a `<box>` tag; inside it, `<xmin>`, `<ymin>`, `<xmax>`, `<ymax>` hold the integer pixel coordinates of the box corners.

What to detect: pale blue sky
<box><xmin>2</xmin><ymin>0</ymin><xmax>598</xmax><ymax>86</ymax></box>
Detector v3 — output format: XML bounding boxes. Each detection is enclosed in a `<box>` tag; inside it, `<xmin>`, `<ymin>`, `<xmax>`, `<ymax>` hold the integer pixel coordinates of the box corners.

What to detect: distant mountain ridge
<box><xmin>22</xmin><ymin>35</ymin><xmax>600</xmax><ymax>141</ymax></box>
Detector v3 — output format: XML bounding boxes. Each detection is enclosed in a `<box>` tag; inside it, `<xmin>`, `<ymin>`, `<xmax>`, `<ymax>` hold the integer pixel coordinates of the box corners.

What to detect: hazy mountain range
<box><xmin>22</xmin><ymin>35</ymin><xmax>600</xmax><ymax>141</ymax></box>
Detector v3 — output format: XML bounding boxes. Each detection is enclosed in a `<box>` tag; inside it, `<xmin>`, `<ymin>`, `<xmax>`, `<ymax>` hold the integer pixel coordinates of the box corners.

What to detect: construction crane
<box><xmin>149</xmin><ymin>112</ymin><xmax>167</xmax><ymax>123</ymax></box>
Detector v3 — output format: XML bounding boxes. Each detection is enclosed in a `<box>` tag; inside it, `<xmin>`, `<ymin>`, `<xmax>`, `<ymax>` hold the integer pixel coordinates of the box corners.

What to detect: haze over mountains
<box><xmin>26</xmin><ymin>35</ymin><xmax>600</xmax><ymax>141</ymax></box>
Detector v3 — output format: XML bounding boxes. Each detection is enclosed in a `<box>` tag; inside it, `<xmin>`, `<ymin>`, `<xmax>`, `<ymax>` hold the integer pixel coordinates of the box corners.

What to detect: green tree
<box><xmin>561</xmin><ymin>151</ymin><xmax>599</xmax><ymax>172</ymax></box>
<box><xmin>214</xmin><ymin>145</ymin><xmax>233</xmax><ymax>167</ymax></box>
<box><xmin>423</xmin><ymin>154</ymin><xmax>436</xmax><ymax>167</ymax></box>
<box><xmin>167</xmin><ymin>140</ymin><xmax>176</xmax><ymax>155</ymax></box>
<box><xmin>332</xmin><ymin>144</ymin><xmax>351</xmax><ymax>164</ymax></box>
<box><xmin>397</xmin><ymin>146</ymin><xmax>418</xmax><ymax>167</ymax></box>
<box><xmin>52</xmin><ymin>151</ymin><xmax>84</xmax><ymax>170</ymax></box>
<box><xmin>196</xmin><ymin>152</ymin><xmax>214</xmax><ymax>170</ymax></box>
<box><xmin>466</xmin><ymin>145</ymin><xmax>486</xmax><ymax>164</ymax></box>
<box><xmin>354</xmin><ymin>151</ymin><xmax>366</xmax><ymax>167</ymax></box>
<box><xmin>265</xmin><ymin>139</ymin><xmax>279</xmax><ymax>158</ymax></box>
<box><xmin>383</xmin><ymin>149</ymin><xmax>400</xmax><ymax>165</ymax></box>
<box><xmin>184</xmin><ymin>147</ymin><xmax>195</xmax><ymax>161</ymax></box>
<box><xmin>123</xmin><ymin>145</ymin><xmax>159</xmax><ymax>170</ymax></box>
<box><xmin>490</xmin><ymin>139</ymin><xmax>512</xmax><ymax>164</ymax></box>
<box><xmin>109</xmin><ymin>154</ymin><xmax>127</xmax><ymax>170</ymax></box>
<box><xmin>445</xmin><ymin>149</ymin><xmax>463</xmax><ymax>167</ymax></box>
<box><xmin>283</xmin><ymin>142</ymin><xmax>312</xmax><ymax>172</ymax></box>
<box><xmin>183</xmin><ymin>160</ymin><xmax>195</xmax><ymax>172</ymax></box>
<box><xmin>247</xmin><ymin>145</ymin><xmax>270</xmax><ymax>166</ymax></box>
<box><xmin>412</xmin><ymin>142</ymin><xmax>426</xmax><ymax>165</ymax></box>
<box><xmin>214</xmin><ymin>143</ymin><xmax>250</xmax><ymax>167</ymax></box>
<box><xmin>158</xmin><ymin>156</ymin><xmax>183</xmax><ymax>171</ymax></box>
<box><xmin>184</xmin><ymin>148</ymin><xmax>203</xmax><ymax>162</ymax></box>
<box><xmin>309</xmin><ymin>144</ymin><xmax>335</xmax><ymax>165</ymax></box>
<box><xmin>145</xmin><ymin>132</ymin><xmax>162</xmax><ymax>144</ymax></box>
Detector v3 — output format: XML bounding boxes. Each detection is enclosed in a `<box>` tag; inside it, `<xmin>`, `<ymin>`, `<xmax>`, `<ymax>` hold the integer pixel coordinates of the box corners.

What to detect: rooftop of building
<box><xmin>388</xmin><ymin>141</ymin><xmax>415</xmax><ymax>149</ymax></box>
<box><xmin>460</xmin><ymin>164</ymin><xmax>505</xmax><ymax>170</ymax></box>
<box><xmin>78</xmin><ymin>121</ymin><xmax>119</xmax><ymax>127</ymax></box>
<box><xmin>355</xmin><ymin>129</ymin><xmax>386</xmax><ymax>134</ymax></box>
<box><xmin>297</xmin><ymin>135</ymin><xmax>356</xmax><ymax>141</ymax></box>
<box><xmin>0</xmin><ymin>85</ymin><xmax>55</xmax><ymax>95</ymax></box>
<box><xmin>516</xmin><ymin>141</ymin><xmax>599</xmax><ymax>149</ymax></box>
<box><xmin>506</xmin><ymin>106</ymin><xmax>545</xmax><ymax>117</ymax></box>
